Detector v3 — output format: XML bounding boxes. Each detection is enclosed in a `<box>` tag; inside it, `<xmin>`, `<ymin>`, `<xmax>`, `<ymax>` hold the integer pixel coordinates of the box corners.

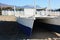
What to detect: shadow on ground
<box><xmin>30</xmin><ymin>19</ymin><xmax>59</xmax><ymax>39</ymax></box>
<box><xmin>0</xmin><ymin>21</ymin><xmax>27</xmax><ymax>40</ymax></box>
<box><xmin>0</xmin><ymin>20</ymin><xmax>59</xmax><ymax>40</ymax></box>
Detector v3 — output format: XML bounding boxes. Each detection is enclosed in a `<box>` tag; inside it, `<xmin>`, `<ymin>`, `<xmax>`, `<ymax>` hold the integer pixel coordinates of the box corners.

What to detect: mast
<box><xmin>46</xmin><ymin>0</ymin><xmax>51</xmax><ymax>15</ymax></box>
<box><xmin>46</xmin><ymin>0</ymin><xmax>50</xmax><ymax>10</ymax></box>
<box><xmin>34</xmin><ymin>0</ymin><xmax>36</xmax><ymax>14</ymax></box>
<box><xmin>14</xmin><ymin>6</ymin><xmax>16</xmax><ymax>15</ymax></box>
<box><xmin>13</xmin><ymin>0</ymin><xmax>16</xmax><ymax>16</ymax></box>
<box><xmin>34</xmin><ymin>0</ymin><xmax>36</xmax><ymax>9</ymax></box>
<box><xmin>47</xmin><ymin>0</ymin><xmax>51</xmax><ymax>10</ymax></box>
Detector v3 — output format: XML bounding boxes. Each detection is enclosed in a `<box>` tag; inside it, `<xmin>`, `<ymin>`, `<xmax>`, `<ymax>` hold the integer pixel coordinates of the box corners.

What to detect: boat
<box><xmin>37</xmin><ymin>9</ymin><xmax>60</xmax><ymax>33</ymax></box>
<box><xmin>37</xmin><ymin>0</ymin><xmax>60</xmax><ymax>33</ymax></box>
<box><xmin>16</xmin><ymin>8</ymin><xmax>59</xmax><ymax>36</ymax></box>
<box><xmin>1</xmin><ymin>0</ymin><xmax>60</xmax><ymax>36</ymax></box>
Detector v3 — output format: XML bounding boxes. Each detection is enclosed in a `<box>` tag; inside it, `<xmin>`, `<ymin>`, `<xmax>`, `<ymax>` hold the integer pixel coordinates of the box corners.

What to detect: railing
<box><xmin>36</xmin><ymin>11</ymin><xmax>60</xmax><ymax>16</ymax></box>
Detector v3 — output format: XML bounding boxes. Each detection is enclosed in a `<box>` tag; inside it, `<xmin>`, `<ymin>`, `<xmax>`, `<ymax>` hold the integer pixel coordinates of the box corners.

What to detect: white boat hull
<box><xmin>39</xmin><ymin>16</ymin><xmax>60</xmax><ymax>33</ymax></box>
<box><xmin>17</xmin><ymin>17</ymin><xmax>35</xmax><ymax>36</ymax></box>
<box><xmin>41</xmin><ymin>16</ymin><xmax>60</xmax><ymax>25</ymax></box>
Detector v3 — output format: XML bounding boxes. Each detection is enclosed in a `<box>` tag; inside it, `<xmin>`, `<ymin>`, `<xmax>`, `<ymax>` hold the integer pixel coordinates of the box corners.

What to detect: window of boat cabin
<box><xmin>36</xmin><ymin>9</ymin><xmax>45</xmax><ymax>11</ymax></box>
<box><xmin>16</xmin><ymin>8</ymin><xmax>24</xmax><ymax>14</ymax></box>
<box><xmin>36</xmin><ymin>9</ymin><xmax>46</xmax><ymax>14</ymax></box>
<box><xmin>16</xmin><ymin>8</ymin><xmax>24</xmax><ymax>11</ymax></box>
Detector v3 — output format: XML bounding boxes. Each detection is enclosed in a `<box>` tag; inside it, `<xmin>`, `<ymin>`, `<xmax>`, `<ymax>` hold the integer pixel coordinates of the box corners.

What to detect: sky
<box><xmin>0</xmin><ymin>0</ymin><xmax>60</xmax><ymax>9</ymax></box>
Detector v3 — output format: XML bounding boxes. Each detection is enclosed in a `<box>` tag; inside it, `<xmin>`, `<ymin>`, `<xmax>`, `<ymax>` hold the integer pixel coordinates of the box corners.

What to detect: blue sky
<box><xmin>0</xmin><ymin>0</ymin><xmax>60</xmax><ymax>9</ymax></box>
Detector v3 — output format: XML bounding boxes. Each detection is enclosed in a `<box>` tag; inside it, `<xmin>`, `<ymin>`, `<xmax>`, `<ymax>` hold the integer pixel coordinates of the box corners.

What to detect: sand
<box><xmin>0</xmin><ymin>15</ymin><xmax>16</xmax><ymax>21</ymax></box>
